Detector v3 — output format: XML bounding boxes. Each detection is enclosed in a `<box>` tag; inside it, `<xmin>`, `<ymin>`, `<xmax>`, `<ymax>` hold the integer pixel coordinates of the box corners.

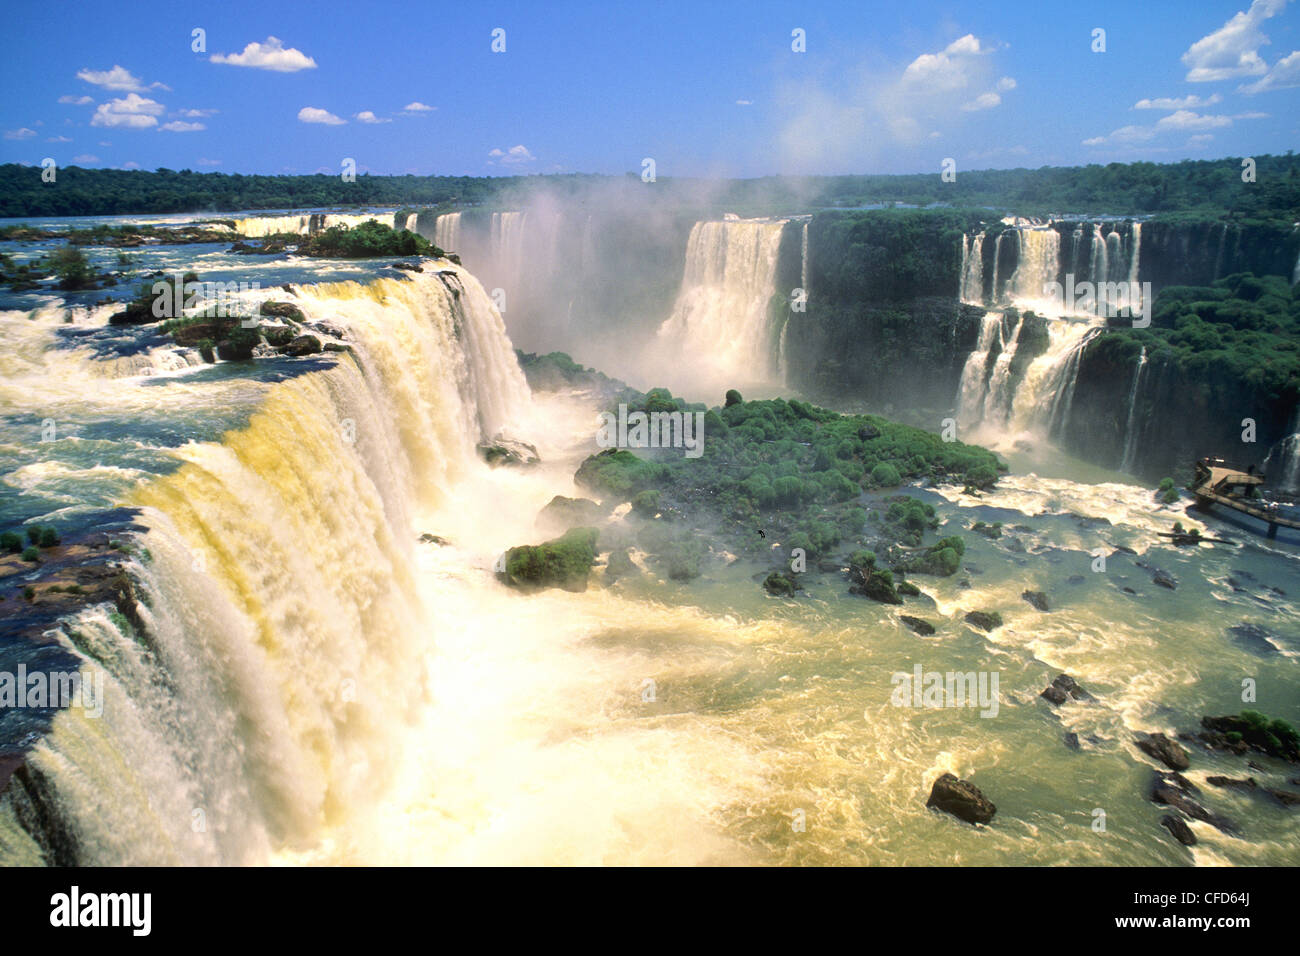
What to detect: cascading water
<box><xmin>232</xmin><ymin>214</ymin><xmax>389</xmax><ymax>238</ymax></box>
<box><xmin>778</xmin><ymin>220</ymin><xmax>808</xmax><ymax>381</ymax></box>
<box><xmin>990</xmin><ymin>233</ymin><xmax>1004</xmax><ymax>305</ymax></box>
<box><xmin>433</xmin><ymin>212</ymin><xmax>461</xmax><ymax>253</ymax></box>
<box><xmin>0</xmin><ymin>268</ymin><xmax>532</xmax><ymax>865</ymax></box>
<box><xmin>955</xmin><ymin>312</ymin><xmax>1002</xmax><ymax>423</ymax></box>
<box><xmin>1119</xmin><ymin>347</ymin><xmax>1148</xmax><ymax>472</ymax></box>
<box><xmin>1007</xmin><ymin>228</ymin><xmax>1061</xmax><ymax>311</ymax></box>
<box><xmin>654</xmin><ymin>217</ymin><xmax>788</xmax><ymax>395</ymax></box>
<box><xmin>977</xmin><ymin>312</ymin><xmax>1025</xmax><ymax>426</ymax></box>
<box><xmin>489</xmin><ymin>212</ymin><xmax>527</xmax><ymax>289</ymax></box>
<box><xmin>960</xmin><ymin>233</ymin><xmax>985</xmax><ymax>305</ymax></box>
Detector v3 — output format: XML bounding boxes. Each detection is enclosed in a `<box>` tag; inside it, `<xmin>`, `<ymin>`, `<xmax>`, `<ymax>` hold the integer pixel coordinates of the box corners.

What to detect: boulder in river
<box><xmin>1136</xmin><ymin>732</ymin><xmax>1191</xmax><ymax>771</ymax></box>
<box><xmin>926</xmin><ymin>773</ymin><xmax>996</xmax><ymax>825</ymax></box>
<box><xmin>1021</xmin><ymin>589</ymin><xmax>1050</xmax><ymax>611</ymax></box>
<box><xmin>899</xmin><ymin>615</ymin><xmax>936</xmax><ymax>636</ymax></box>
<box><xmin>964</xmin><ymin>610</ymin><xmax>1003</xmax><ymax>632</ymax></box>
<box><xmin>1159</xmin><ymin>814</ymin><xmax>1197</xmax><ymax>847</ymax></box>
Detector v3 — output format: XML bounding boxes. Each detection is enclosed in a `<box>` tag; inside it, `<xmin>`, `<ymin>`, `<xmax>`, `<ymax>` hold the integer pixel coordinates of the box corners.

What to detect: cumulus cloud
<box><xmin>401</xmin><ymin>102</ymin><xmax>435</xmax><ymax>113</ymax></box>
<box><xmin>1239</xmin><ymin>48</ymin><xmax>1300</xmax><ymax>92</ymax></box>
<box><xmin>90</xmin><ymin>93</ymin><xmax>165</xmax><ymax>129</ymax></box>
<box><xmin>58</xmin><ymin>94</ymin><xmax>94</xmax><ymax>105</ymax></box>
<box><xmin>298</xmin><ymin>106</ymin><xmax>345</xmax><ymax>125</ymax></box>
<box><xmin>1181</xmin><ymin>0</ymin><xmax>1286</xmax><ymax>82</ymax></box>
<box><xmin>46</xmin><ymin>135</ymin><xmax>72</xmax><ymax>143</ymax></box>
<box><xmin>961</xmin><ymin>91</ymin><xmax>1001</xmax><ymax>111</ymax></box>
<box><xmin>177</xmin><ymin>108</ymin><xmax>217</xmax><ymax>118</ymax></box>
<box><xmin>487</xmin><ymin>145</ymin><xmax>536</xmax><ymax>166</ymax></box>
<box><xmin>211</xmin><ymin>37</ymin><xmax>317</xmax><ymax>72</ymax></box>
<box><xmin>77</xmin><ymin>65</ymin><xmax>166</xmax><ymax>92</ymax></box>
<box><xmin>1083</xmin><ymin>109</ymin><xmax>1258</xmax><ymax>146</ymax></box>
<box><xmin>1134</xmin><ymin>93</ymin><xmax>1222</xmax><ymax>109</ymax></box>
<box><xmin>160</xmin><ymin>120</ymin><xmax>205</xmax><ymax>132</ymax></box>
<box><xmin>355</xmin><ymin>111</ymin><xmax>391</xmax><ymax>124</ymax></box>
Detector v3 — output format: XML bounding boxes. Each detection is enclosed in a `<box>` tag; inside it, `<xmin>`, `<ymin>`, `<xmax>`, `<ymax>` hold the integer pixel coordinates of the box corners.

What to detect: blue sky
<box><xmin>3</xmin><ymin>0</ymin><xmax>1298</xmax><ymax>177</ymax></box>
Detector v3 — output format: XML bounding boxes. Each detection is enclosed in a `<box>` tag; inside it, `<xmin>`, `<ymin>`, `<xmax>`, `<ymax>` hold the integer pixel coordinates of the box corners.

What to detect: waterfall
<box><xmin>956</xmin><ymin>312</ymin><xmax>1002</xmax><ymax>423</ymax></box>
<box><xmin>656</xmin><ymin>217</ymin><xmax>788</xmax><ymax>391</ymax></box>
<box><xmin>1119</xmin><ymin>347</ymin><xmax>1148</xmax><ymax>472</ymax></box>
<box><xmin>778</xmin><ymin>220</ymin><xmax>808</xmax><ymax>381</ymax></box>
<box><xmin>1008</xmin><ymin>228</ymin><xmax>1060</xmax><ymax>307</ymax></box>
<box><xmin>233</xmin><ymin>214</ymin><xmax>388</xmax><ymax>238</ymax></box>
<box><xmin>978</xmin><ymin>312</ymin><xmax>1025</xmax><ymax>425</ymax></box>
<box><xmin>1292</xmin><ymin>246</ymin><xmax>1300</xmax><ymax>285</ymax></box>
<box><xmin>990</xmin><ymin>233</ymin><xmax>1005</xmax><ymax>305</ymax></box>
<box><xmin>960</xmin><ymin>233</ymin><xmax>985</xmax><ymax>305</ymax></box>
<box><xmin>434</xmin><ymin>212</ymin><xmax>461</xmax><ymax>252</ymax></box>
<box><xmin>490</xmin><ymin>212</ymin><xmax>527</xmax><ymax>282</ymax></box>
<box><xmin>1009</xmin><ymin>320</ymin><xmax>1103</xmax><ymax>435</ymax></box>
<box><xmin>1127</xmin><ymin>222</ymin><xmax>1142</xmax><ymax>286</ymax></box>
<box><xmin>1</xmin><ymin>268</ymin><xmax>531</xmax><ymax>864</ymax></box>
<box><xmin>401</xmin><ymin>213</ymin><xmax>419</xmax><ymax>233</ymax></box>
<box><xmin>1090</xmin><ymin>224</ymin><xmax>1109</xmax><ymax>286</ymax></box>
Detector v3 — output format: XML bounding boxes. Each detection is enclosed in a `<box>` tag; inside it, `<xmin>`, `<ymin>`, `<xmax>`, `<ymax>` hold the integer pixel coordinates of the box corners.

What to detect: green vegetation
<box><xmin>0</xmin><ymin>531</ymin><xmax>21</xmax><ymax>553</ymax></box>
<box><xmin>1206</xmin><ymin>711</ymin><xmax>1300</xmax><ymax>761</ymax></box>
<box><xmin>500</xmin><ymin>527</ymin><xmax>600</xmax><ymax>592</ymax></box>
<box><xmin>896</xmin><ymin>536</ymin><xmax>966</xmax><ymax>577</ymax></box>
<box><xmin>50</xmin><ymin>244</ymin><xmax>97</xmax><ymax>290</ymax></box>
<box><xmin>1088</xmin><ymin>273</ymin><xmax>1300</xmax><ymax>418</ymax></box>
<box><xmin>21</xmin><ymin>546</ymin><xmax>39</xmax><ymax>562</ymax></box>
<box><xmin>299</xmin><ymin>220</ymin><xmax>441</xmax><ymax>258</ymax></box>
<box><xmin>4</xmin><ymin>154</ymin><xmax>1297</xmax><ymax>221</ymax></box>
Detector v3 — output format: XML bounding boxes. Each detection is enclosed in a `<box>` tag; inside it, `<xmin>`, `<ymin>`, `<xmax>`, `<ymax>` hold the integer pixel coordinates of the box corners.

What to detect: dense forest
<box><xmin>2</xmin><ymin>153</ymin><xmax>1298</xmax><ymax>222</ymax></box>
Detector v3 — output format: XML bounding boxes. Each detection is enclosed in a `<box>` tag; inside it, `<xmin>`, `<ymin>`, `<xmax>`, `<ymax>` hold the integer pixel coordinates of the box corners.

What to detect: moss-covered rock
<box><xmin>763</xmin><ymin>571</ymin><xmax>802</xmax><ymax>597</ymax></box>
<box><xmin>500</xmin><ymin>527</ymin><xmax>600</xmax><ymax>593</ymax></box>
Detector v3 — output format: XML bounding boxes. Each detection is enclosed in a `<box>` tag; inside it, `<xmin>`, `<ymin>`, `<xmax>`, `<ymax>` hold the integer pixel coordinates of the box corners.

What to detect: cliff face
<box><xmin>788</xmin><ymin>211</ymin><xmax>1300</xmax><ymax>480</ymax></box>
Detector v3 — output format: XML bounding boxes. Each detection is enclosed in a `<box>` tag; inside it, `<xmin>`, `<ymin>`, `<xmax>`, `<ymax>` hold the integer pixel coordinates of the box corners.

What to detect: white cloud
<box><xmin>1239</xmin><ymin>48</ymin><xmax>1300</xmax><ymax>91</ymax></box>
<box><xmin>211</xmin><ymin>37</ymin><xmax>317</xmax><ymax>72</ymax></box>
<box><xmin>487</xmin><ymin>144</ymin><xmax>536</xmax><ymax>166</ymax></box>
<box><xmin>72</xmin><ymin>154</ymin><xmax>98</xmax><ymax>163</ymax></box>
<box><xmin>996</xmin><ymin>76</ymin><xmax>1016</xmax><ymax>92</ymax></box>
<box><xmin>58</xmin><ymin>94</ymin><xmax>94</xmax><ymax>105</ymax></box>
<box><xmin>4</xmin><ymin>128</ymin><xmax>36</xmax><ymax>140</ymax></box>
<box><xmin>76</xmin><ymin>65</ymin><xmax>166</xmax><ymax>92</ymax></box>
<box><xmin>355</xmin><ymin>111</ymin><xmax>391</xmax><ymax>124</ymax></box>
<box><xmin>121</xmin><ymin>161</ymin><xmax>141</xmax><ymax>169</ymax></box>
<box><xmin>46</xmin><ymin>135</ymin><xmax>72</xmax><ymax>143</ymax></box>
<box><xmin>160</xmin><ymin>120</ymin><xmax>205</xmax><ymax>132</ymax></box>
<box><xmin>177</xmin><ymin>108</ymin><xmax>217</xmax><ymax>118</ymax></box>
<box><xmin>1182</xmin><ymin>0</ymin><xmax>1287</xmax><ymax>82</ymax></box>
<box><xmin>736</xmin><ymin>99</ymin><xmax>753</xmax><ymax>106</ymax></box>
<box><xmin>90</xmin><ymin>94</ymin><xmax>165</xmax><ymax>129</ymax></box>
<box><xmin>1134</xmin><ymin>93</ymin><xmax>1222</xmax><ymax>109</ymax></box>
<box><xmin>298</xmin><ymin>106</ymin><xmax>345</xmax><ymax>125</ymax></box>
<box><xmin>401</xmin><ymin>101</ymin><xmax>435</xmax><ymax>112</ymax></box>
<box><xmin>900</xmin><ymin>34</ymin><xmax>989</xmax><ymax>94</ymax></box>
<box><xmin>961</xmin><ymin>92</ymin><xmax>1001</xmax><ymax>111</ymax></box>
<box><xmin>1155</xmin><ymin>109</ymin><xmax>1234</xmax><ymax>131</ymax></box>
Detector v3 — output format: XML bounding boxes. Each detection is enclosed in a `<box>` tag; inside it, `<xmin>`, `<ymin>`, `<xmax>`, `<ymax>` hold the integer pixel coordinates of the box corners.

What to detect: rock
<box><xmin>170</xmin><ymin>319</ymin><xmax>230</xmax><ymax>346</ymax></box>
<box><xmin>1041</xmin><ymin>684</ymin><xmax>1069</xmax><ymax>705</ymax></box>
<box><xmin>1152</xmin><ymin>569</ymin><xmax>1177</xmax><ymax>590</ymax></box>
<box><xmin>1150</xmin><ymin>777</ymin><xmax>1235</xmax><ymax>834</ymax></box>
<box><xmin>926</xmin><ymin>773</ymin><xmax>996</xmax><ymax>825</ymax></box>
<box><xmin>1064</xmin><ymin>732</ymin><xmax>1081</xmax><ymax>751</ymax></box>
<box><xmin>1200</xmin><ymin>713</ymin><xmax>1300</xmax><ymax>762</ymax></box>
<box><xmin>849</xmin><ymin>567</ymin><xmax>902</xmax><ymax>604</ymax></box>
<box><xmin>899</xmin><ymin>615</ymin><xmax>936</xmax><ymax>636</ymax></box>
<box><xmin>259</xmin><ymin>301</ymin><xmax>306</xmax><ymax>323</ymax></box>
<box><xmin>284</xmin><ymin>334</ymin><xmax>322</xmax><ymax>356</ymax></box>
<box><xmin>964</xmin><ymin>610</ymin><xmax>1003</xmax><ymax>632</ymax></box>
<box><xmin>604</xmin><ymin>548</ymin><xmax>637</xmax><ymax>581</ymax></box>
<box><xmin>479</xmin><ymin>438</ymin><xmax>540</xmax><ymax>468</ymax></box>
<box><xmin>498</xmin><ymin>527</ymin><xmax>599</xmax><ymax>593</ymax></box>
<box><xmin>1205</xmin><ymin>775</ymin><xmax>1257</xmax><ymax>792</ymax></box>
<box><xmin>216</xmin><ymin>338</ymin><xmax>254</xmax><ymax>361</ymax></box>
<box><xmin>418</xmin><ymin>533</ymin><xmax>450</xmax><ymax>546</ymax></box>
<box><xmin>1021</xmin><ymin>589</ymin><xmax>1050</xmax><ymax>611</ymax></box>
<box><xmin>389</xmin><ymin>261</ymin><xmax>423</xmax><ymax>272</ymax></box>
<box><xmin>1227</xmin><ymin>622</ymin><xmax>1280</xmax><ymax>656</ymax></box>
<box><xmin>1136</xmin><ymin>732</ymin><xmax>1191</xmax><ymax>771</ymax></box>
<box><xmin>1159</xmin><ymin>814</ymin><xmax>1197</xmax><ymax>847</ymax></box>
<box><xmin>1267</xmin><ymin>788</ymin><xmax>1300</xmax><ymax>807</ymax></box>
<box><xmin>536</xmin><ymin>496</ymin><xmax>605</xmax><ymax>533</ymax></box>
<box><xmin>763</xmin><ymin>572</ymin><xmax>802</xmax><ymax>597</ymax></box>
<box><xmin>1067</xmin><ymin>574</ymin><xmax>1086</xmax><ymax>585</ymax></box>
<box><xmin>1004</xmin><ymin>538</ymin><xmax>1026</xmax><ymax>554</ymax></box>
<box><xmin>896</xmin><ymin>581</ymin><xmax>921</xmax><ymax>597</ymax></box>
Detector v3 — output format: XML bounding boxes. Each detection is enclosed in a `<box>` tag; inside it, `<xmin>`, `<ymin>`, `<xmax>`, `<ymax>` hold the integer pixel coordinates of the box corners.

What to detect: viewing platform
<box><xmin>1190</xmin><ymin>457</ymin><xmax>1300</xmax><ymax>539</ymax></box>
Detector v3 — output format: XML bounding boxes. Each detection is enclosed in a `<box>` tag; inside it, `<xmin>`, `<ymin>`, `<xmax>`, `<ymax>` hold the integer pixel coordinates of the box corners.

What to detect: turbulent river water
<box><xmin>0</xmin><ymin>214</ymin><xmax>1297</xmax><ymax>866</ymax></box>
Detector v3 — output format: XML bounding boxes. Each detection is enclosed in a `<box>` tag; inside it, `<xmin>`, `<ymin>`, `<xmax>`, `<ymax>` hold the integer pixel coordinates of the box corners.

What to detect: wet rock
<box><xmin>1021</xmin><ymin>589</ymin><xmax>1049</xmax><ymax>611</ymax></box>
<box><xmin>1004</xmin><ymin>538</ymin><xmax>1026</xmax><ymax>554</ymax></box>
<box><xmin>604</xmin><ymin>548</ymin><xmax>637</xmax><ymax>581</ymax></box>
<box><xmin>1041</xmin><ymin>673</ymin><xmax>1092</xmax><ymax>706</ymax></box>
<box><xmin>1201</xmin><ymin>713</ymin><xmax>1300</xmax><ymax>762</ymax></box>
<box><xmin>1227</xmin><ymin>622</ymin><xmax>1280</xmax><ymax>656</ymax></box>
<box><xmin>926</xmin><ymin>772</ymin><xmax>996</xmax><ymax>825</ymax></box>
<box><xmin>216</xmin><ymin>338</ymin><xmax>255</xmax><ymax>361</ymax></box>
<box><xmin>418</xmin><ymin>533</ymin><xmax>450</xmax><ymax>546</ymax></box>
<box><xmin>964</xmin><ymin>610</ymin><xmax>1003</xmax><ymax>632</ymax></box>
<box><xmin>259</xmin><ymin>301</ymin><xmax>306</xmax><ymax>323</ymax></box>
<box><xmin>1041</xmin><ymin>684</ymin><xmax>1068</xmax><ymax>705</ymax></box>
<box><xmin>1205</xmin><ymin>775</ymin><xmax>1257</xmax><ymax>792</ymax></box>
<box><xmin>1159</xmin><ymin>814</ymin><xmax>1197</xmax><ymax>846</ymax></box>
<box><xmin>536</xmin><ymin>496</ymin><xmax>604</xmax><ymax>533</ymax></box>
<box><xmin>284</xmin><ymin>334</ymin><xmax>322</xmax><ymax>356</ymax></box>
<box><xmin>479</xmin><ymin>438</ymin><xmax>540</xmax><ymax>468</ymax></box>
<box><xmin>1136</xmin><ymin>732</ymin><xmax>1191</xmax><ymax>770</ymax></box>
<box><xmin>1268</xmin><ymin>788</ymin><xmax>1300</xmax><ymax>807</ymax></box>
<box><xmin>1067</xmin><ymin>574</ymin><xmax>1086</xmax><ymax>585</ymax></box>
<box><xmin>389</xmin><ymin>260</ymin><xmax>423</xmax><ymax>273</ymax></box>
<box><xmin>1151</xmin><ymin>569</ymin><xmax>1177</xmax><ymax>590</ymax></box>
<box><xmin>1150</xmin><ymin>776</ymin><xmax>1235</xmax><ymax>834</ymax></box>
<box><xmin>1064</xmin><ymin>732</ymin><xmax>1081</xmax><ymax>751</ymax></box>
<box><xmin>899</xmin><ymin>615</ymin><xmax>936</xmax><ymax>636</ymax></box>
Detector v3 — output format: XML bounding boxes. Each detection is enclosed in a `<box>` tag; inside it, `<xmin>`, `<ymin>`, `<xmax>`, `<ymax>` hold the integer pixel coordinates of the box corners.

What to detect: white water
<box><xmin>1120</xmin><ymin>347</ymin><xmax>1148</xmax><ymax>472</ymax></box>
<box><xmin>956</xmin><ymin>312</ymin><xmax>1002</xmax><ymax>423</ymax></box>
<box><xmin>1008</xmin><ymin>228</ymin><xmax>1060</xmax><ymax>308</ymax></box>
<box><xmin>489</xmin><ymin>212</ymin><xmax>527</xmax><ymax>291</ymax></box>
<box><xmin>233</xmin><ymin>213</ymin><xmax>390</xmax><ymax>238</ymax></box>
<box><xmin>960</xmin><ymin>232</ymin><xmax>985</xmax><ymax>305</ymax></box>
<box><xmin>654</xmin><ymin>217</ymin><xmax>788</xmax><ymax>397</ymax></box>
<box><xmin>434</xmin><ymin>212</ymin><xmax>461</xmax><ymax>253</ymax></box>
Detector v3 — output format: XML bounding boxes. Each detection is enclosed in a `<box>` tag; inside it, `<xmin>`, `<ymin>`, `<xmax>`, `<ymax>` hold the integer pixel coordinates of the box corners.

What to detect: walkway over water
<box><xmin>1191</xmin><ymin>458</ymin><xmax>1300</xmax><ymax>539</ymax></box>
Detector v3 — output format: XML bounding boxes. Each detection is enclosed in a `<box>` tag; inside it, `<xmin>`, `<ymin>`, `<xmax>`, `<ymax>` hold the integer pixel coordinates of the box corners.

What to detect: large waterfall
<box><xmin>1119</xmin><ymin>347</ymin><xmax>1147</xmax><ymax>472</ymax></box>
<box><xmin>960</xmin><ymin>233</ymin><xmax>984</xmax><ymax>304</ymax></box>
<box><xmin>434</xmin><ymin>212</ymin><xmax>462</xmax><ymax>252</ymax></box>
<box><xmin>232</xmin><ymin>213</ymin><xmax>392</xmax><ymax>238</ymax></box>
<box><xmin>654</xmin><ymin>217</ymin><xmax>788</xmax><ymax>396</ymax></box>
<box><xmin>0</xmin><ymin>268</ymin><xmax>532</xmax><ymax>864</ymax></box>
<box><xmin>1007</xmin><ymin>227</ymin><xmax>1060</xmax><ymax>307</ymax></box>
